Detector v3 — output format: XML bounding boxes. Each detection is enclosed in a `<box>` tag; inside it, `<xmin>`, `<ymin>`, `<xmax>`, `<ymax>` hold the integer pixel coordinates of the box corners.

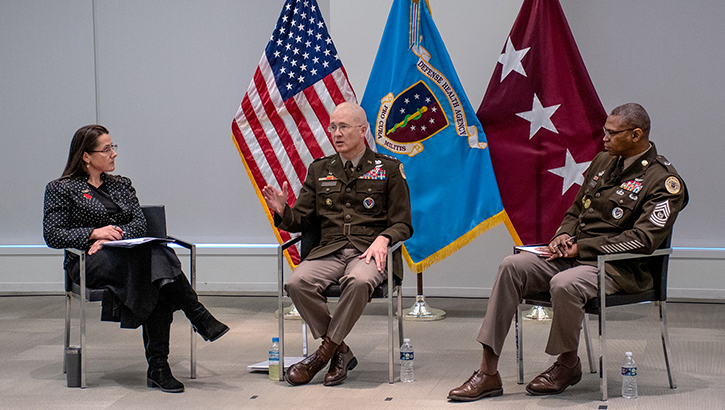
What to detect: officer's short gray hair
<box><xmin>610</xmin><ymin>103</ymin><xmax>650</xmax><ymax>138</ymax></box>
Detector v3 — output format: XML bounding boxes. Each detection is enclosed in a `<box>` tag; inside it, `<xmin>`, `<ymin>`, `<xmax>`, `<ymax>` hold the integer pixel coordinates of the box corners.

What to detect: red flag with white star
<box><xmin>477</xmin><ymin>0</ymin><xmax>606</xmax><ymax>245</ymax></box>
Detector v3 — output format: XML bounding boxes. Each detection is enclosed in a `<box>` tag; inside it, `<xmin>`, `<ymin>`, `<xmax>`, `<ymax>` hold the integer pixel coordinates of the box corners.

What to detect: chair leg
<box><xmin>301</xmin><ymin>323</ymin><xmax>308</xmax><ymax>356</ymax></box>
<box><xmin>189</xmin><ymin>246</ymin><xmax>197</xmax><ymax>379</ymax></box>
<box><xmin>659</xmin><ymin>301</ymin><xmax>677</xmax><ymax>389</ymax></box>
<box><xmin>516</xmin><ymin>304</ymin><xmax>524</xmax><ymax>384</ymax></box>
<box><xmin>582</xmin><ymin>314</ymin><xmax>597</xmax><ymax>373</ymax></box>
<box><xmin>64</xmin><ymin>292</ymin><xmax>71</xmax><ymax>374</ymax></box>
<box><xmin>397</xmin><ymin>285</ymin><xmax>403</xmax><ymax>352</ymax></box>
<box><xmin>388</xmin><ymin>278</ymin><xmax>394</xmax><ymax>384</ymax></box>
<box><xmin>79</xmin><ymin>255</ymin><xmax>87</xmax><ymax>389</ymax></box>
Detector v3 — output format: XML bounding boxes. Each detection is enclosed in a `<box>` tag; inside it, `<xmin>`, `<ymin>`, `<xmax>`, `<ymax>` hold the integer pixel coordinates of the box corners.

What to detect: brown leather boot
<box><xmin>285</xmin><ymin>336</ymin><xmax>339</xmax><ymax>386</ymax></box>
<box><xmin>324</xmin><ymin>342</ymin><xmax>357</xmax><ymax>386</ymax></box>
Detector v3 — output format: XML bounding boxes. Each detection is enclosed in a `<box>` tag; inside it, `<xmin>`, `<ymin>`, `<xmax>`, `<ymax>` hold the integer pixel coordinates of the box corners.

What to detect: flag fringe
<box><xmin>502</xmin><ymin>211</ymin><xmax>523</xmax><ymax>246</ymax></box>
<box><xmin>403</xmin><ymin>210</ymin><xmax>507</xmax><ymax>273</ymax></box>
<box><xmin>232</xmin><ymin>134</ymin><xmax>298</xmax><ymax>269</ymax></box>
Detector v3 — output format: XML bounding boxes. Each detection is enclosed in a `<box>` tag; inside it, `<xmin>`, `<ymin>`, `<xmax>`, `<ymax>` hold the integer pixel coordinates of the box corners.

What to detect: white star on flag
<box><xmin>516</xmin><ymin>94</ymin><xmax>561</xmax><ymax>139</ymax></box>
<box><xmin>548</xmin><ymin>149</ymin><xmax>591</xmax><ymax>195</ymax></box>
<box><xmin>498</xmin><ymin>36</ymin><xmax>530</xmax><ymax>82</ymax></box>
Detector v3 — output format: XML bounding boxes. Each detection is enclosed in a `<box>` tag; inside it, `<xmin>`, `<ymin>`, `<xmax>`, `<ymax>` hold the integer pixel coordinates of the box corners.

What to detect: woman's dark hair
<box><xmin>61</xmin><ymin>125</ymin><xmax>109</xmax><ymax>178</ymax></box>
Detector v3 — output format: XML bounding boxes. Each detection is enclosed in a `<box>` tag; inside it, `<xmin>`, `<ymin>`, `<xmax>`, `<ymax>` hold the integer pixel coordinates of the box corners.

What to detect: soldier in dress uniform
<box><xmin>262</xmin><ymin>102</ymin><xmax>413</xmax><ymax>387</ymax></box>
<box><xmin>448</xmin><ymin>103</ymin><xmax>688</xmax><ymax>401</ymax></box>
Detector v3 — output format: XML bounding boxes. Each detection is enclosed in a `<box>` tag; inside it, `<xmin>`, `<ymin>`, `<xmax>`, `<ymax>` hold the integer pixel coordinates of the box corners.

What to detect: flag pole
<box><xmin>403</xmin><ymin>270</ymin><xmax>446</xmax><ymax>321</ymax></box>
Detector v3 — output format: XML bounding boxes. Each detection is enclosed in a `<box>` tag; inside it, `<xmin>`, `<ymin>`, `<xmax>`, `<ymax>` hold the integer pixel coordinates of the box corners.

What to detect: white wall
<box><xmin>1</xmin><ymin>0</ymin><xmax>723</xmax><ymax>298</ymax></box>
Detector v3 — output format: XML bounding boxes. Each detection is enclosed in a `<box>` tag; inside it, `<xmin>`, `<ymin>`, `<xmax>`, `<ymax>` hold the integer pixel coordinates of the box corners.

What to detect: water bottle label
<box><xmin>621</xmin><ymin>367</ymin><xmax>637</xmax><ymax>376</ymax></box>
<box><xmin>400</xmin><ymin>352</ymin><xmax>414</xmax><ymax>361</ymax></box>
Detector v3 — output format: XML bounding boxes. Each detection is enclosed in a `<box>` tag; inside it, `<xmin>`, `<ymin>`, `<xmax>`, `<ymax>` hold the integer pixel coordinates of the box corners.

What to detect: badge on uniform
<box><xmin>612</xmin><ymin>207</ymin><xmax>624</xmax><ymax>219</ymax></box>
<box><xmin>326</xmin><ymin>198</ymin><xmax>333</xmax><ymax>207</ymax></box>
<box><xmin>650</xmin><ymin>200</ymin><xmax>670</xmax><ymax>227</ymax></box>
<box><xmin>82</xmin><ymin>189</ymin><xmax>91</xmax><ymax>199</ymax></box>
<box><xmin>582</xmin><ymin>197</ymin><xmax>591</xmax><ymax>209</ymax></box>
<box><xmin>363</xmin><ymin>197</ymin><xmax>375</xmax><ymax>209</ymax></box>
<box><xmin>665</xmin><ymin>176</ymin><xmax>681</xmax><ymax>194</ymax></box>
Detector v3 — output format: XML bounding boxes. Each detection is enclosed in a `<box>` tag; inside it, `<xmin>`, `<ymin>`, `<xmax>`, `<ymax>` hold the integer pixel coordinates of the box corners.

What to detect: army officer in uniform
<box><xmin>448</xmin><ymin>103</ymin><xmax>688</xmax><ymax>401</ymax></box>
<box><xmin>262</xmin><ymin>102</ymin><xmax>413</xmax><ymax>387</ymax></box>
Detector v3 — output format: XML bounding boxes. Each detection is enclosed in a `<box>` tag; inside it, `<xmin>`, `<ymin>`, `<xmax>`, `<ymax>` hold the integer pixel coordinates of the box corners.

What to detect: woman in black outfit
<box><xmin>44</xmin><ymin>125</ymin><xmax>229</xmax><ymax>393</ymax></box>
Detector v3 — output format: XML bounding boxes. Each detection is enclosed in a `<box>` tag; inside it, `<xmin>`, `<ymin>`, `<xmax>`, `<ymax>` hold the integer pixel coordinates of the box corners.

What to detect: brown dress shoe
<box><xmin>447</xmin><ymin>370</ymin><xmax>503</xmax><ymax>402</ymax></box>
<box><xmin>324</xmin><ymin>345</ymin><xmax>357</xmax><ymax>386</ymax></box>
<box><xmin>285</xmin><ymin>336</ymin><xmax>339</xmax><ymax>386</ymax></box>
<box><xmin>285</xmin><ymin>353</ymin><xmax>330</xmax><ymax>386</ymax></box>
<box><xmin>526</xmin><ymin>358</ymin><xmax>582</xmax><ymax>395</ymax></box>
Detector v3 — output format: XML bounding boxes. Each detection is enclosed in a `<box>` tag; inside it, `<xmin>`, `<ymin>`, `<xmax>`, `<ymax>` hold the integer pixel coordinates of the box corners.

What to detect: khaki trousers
<box><xmin>285</xmin><ymin>244</ymin><xmax>386</xmax><ymax>345</ymax></box>
<box><xmin>477</xmin><ymin>252</ymin><xmax>623</xmax><ymax>356</ymax></box>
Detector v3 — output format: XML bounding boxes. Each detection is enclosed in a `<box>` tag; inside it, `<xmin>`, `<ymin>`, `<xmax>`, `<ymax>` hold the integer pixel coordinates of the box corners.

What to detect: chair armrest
<box><xmin>597</xmin><ymin>248</ymin><xmax>672</xmax><ymax>263</ymax></box>
<box><xmin>388</xmin><ymin>241</ymin><xmax>403</xmax><ymax>253</ymax></box>
<box><xmin>281</xmin><ymin>235</ymin><xmax>302</xmax><ymax>251</ymax></box>
<box><xmin>166</xmin><ymin>236</ymin><xmax>193</xmax><ymax>250</ymax></box>
<box><xmin>65</xmin><ymin>248</ymin><xmax>84</xmax><ymax>257</ymax></box>
<box><xmin>596</xmin><ymin>248</ymin><xmax>673</xmax><ymax>300</ymax></box>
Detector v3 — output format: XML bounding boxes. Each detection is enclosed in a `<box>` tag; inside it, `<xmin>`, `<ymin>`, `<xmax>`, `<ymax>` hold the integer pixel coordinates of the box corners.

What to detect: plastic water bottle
<box><xmin>400</xmin><ymin>338</ymin><xmax>415</xmax><ymax>382</ymax></box>
<box><xmin>621</xmin><ymin>351</ymin><xmax>638</xmax><ymax>399</ymax></box>
<box><xmin>268</xmin><ymin>337</ymin><xmax>280</xmax><ymax>381</ymax></box>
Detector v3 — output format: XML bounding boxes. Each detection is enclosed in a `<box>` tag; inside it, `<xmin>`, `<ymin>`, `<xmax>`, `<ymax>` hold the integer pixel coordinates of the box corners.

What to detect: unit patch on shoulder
<box><xmin>665</xmin><ymin>176</ymin><xmax>681</xmax><ymax>194</ymax></box>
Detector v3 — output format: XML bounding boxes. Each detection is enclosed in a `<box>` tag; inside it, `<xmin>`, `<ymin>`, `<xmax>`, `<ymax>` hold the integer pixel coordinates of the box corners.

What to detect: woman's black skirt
<box><xmin>66</xmin><ymin>243</ymin><xmax>183</xmax><ymax>329</ymax></box>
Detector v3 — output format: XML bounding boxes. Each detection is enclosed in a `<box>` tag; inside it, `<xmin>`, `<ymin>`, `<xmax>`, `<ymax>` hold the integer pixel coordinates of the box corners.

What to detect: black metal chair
<box><xmin>276</xmin><ymin>223</ymin><xmax>404</xmax><ymax>383</ymax></box>
<box><xmin>63</xmin><ymin>205</ymin><xmax>197</xmax><ymax>388</ymax></box>
<box><xmin>514</xmin><ymin>235</ymin><xmax>676</xmax><ymax>400</ymax></box>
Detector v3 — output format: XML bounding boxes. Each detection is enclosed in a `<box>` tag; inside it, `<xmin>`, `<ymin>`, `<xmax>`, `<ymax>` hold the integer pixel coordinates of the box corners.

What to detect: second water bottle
<box><xmin>400</xmin><ymin>338</ymin><xmax>415</xmax><ymax>382</ymax></box>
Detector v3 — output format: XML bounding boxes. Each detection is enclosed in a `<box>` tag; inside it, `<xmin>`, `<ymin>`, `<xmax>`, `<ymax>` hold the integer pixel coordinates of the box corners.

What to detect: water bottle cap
<box><xmin>403</xmin><ymin>338</ymin><xmax>410</xmax><ymax>343</ymax></box>
<box><xmin>273</xmin><ymin>337</ymin><xmax>279</xmax><ymax>342</ymax></box>
<box><xmin>625</xmin><ymin>351</ymin><xmax>632</xmax><ymax>356</ymax></box>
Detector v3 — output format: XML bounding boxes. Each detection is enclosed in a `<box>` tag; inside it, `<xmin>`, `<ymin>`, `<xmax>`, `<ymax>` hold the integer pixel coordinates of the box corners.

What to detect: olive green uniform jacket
<box><xmin>555</xmin><ymin>143</ymin><xmax>688</xmax><ymax>293</ymax></box>
<box><xmin>275</xmin><ymin>148</ymin><xmax>413</xmax><ymax>279</ymax></box>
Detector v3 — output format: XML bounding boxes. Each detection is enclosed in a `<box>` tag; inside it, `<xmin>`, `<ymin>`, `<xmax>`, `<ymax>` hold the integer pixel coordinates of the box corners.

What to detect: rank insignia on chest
<box><xmin>620</xmin><ymin>180</ymin><xmax>642</xmax><ymax>194</ymax></box>
<box><xmin>360</xmin><ymin>166</ymin><xmax>386</xmax><ymax>180</ymax></box>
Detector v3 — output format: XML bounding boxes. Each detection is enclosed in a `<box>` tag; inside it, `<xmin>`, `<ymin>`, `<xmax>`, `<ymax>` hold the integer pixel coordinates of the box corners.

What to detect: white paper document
<box><xmin>514</xmin><ymin>245</ymin><xmax>553</xmax><ymax>257</ymax></box>
<box><xmin>102</xmin><ymin>237</ymin><xmax>171</xmax><ymax>248</ymax></box>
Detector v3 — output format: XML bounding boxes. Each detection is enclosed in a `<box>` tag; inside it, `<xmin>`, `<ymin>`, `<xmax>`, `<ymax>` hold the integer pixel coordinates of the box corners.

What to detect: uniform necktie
<box><xmin>609</xmin><ymin>157</ymin><xmax>624</xmax><ymax>183</ymax></box>
<box><xmin>345</xmin><ymin>161</ymin><xmax>353</xmax><ymax>179</ymax></box>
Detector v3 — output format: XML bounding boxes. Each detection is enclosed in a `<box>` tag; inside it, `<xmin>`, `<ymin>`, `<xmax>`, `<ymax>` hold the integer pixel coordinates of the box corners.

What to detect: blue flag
<box><xmin>361</xmin><ymin>0</ymin><xmax>505</xmax><ymax>273</ymax></box>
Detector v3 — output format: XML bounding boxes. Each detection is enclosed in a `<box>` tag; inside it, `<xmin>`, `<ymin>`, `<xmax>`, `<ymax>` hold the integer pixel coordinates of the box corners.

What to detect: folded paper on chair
<box><xmin>103</xmin><ymin>237</ymin><xmax>172</xmax><ymax>248</ymax></box>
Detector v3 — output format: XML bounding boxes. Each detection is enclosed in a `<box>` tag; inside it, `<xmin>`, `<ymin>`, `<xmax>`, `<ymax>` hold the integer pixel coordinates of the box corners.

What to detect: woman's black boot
<box><xmin>147</xmin><ymin>363</ymin><xmax>184</xmax><ymax>393</ymax></box>
<box><xmin>163</xmin><ymin>276</ymin><xmax>229</xmax><ymax>342</ymax></box>
<box><xmin>143</xmin><ymin>298</ymin><xmax>184</xmax><ymax>393</ymax></box>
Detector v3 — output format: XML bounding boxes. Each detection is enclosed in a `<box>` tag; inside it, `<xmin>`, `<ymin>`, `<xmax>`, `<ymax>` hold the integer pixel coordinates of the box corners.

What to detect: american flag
<box><xmin>232</xmin><ymin>0</ymin><xmax>363</xmax><ymax>264</ymax></box>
